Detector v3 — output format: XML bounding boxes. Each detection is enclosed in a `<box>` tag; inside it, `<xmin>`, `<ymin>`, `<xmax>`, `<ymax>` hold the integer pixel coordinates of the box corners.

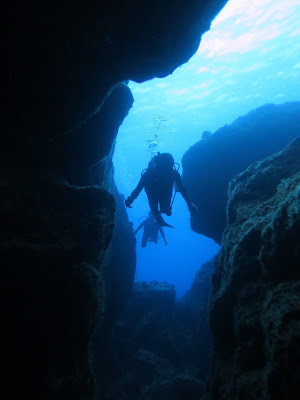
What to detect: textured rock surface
<box><xmin>95</xmin><ymin>272</ymin><xmax>216</xmax><ymax>400</ymax></box>
<box><xmin>1</xmin><ymin>1</ymin><xmax>228</xmax><ymax>398</ymax></box>
<box><xmin>182</xmin><ymin>102</ymin><xmax>300</xmax><ymax>244</ymax></box>
<box><xmin>2</xmin><ymin>0</ymin><xmax>227</xmax><ymax>154</ymax></box>
<box><xmin>0</xmin><ymin>87</ymin><xmax>132</xmax><ymax>399</ymax></box>
<box><xmin>177</xmin><ymin>258</ymin><xmax>215</xmax><ymax>378</ymax></box>
<box><xmin>1</xmin><ymin>182</ymin><xmax>114</xmax><ymax>398</ymax></box>
<box><xmin>209</xmin><ymin>137</ymin><xmax>300</xmax><ymax>400</ymax></box>
<box><xmin>95</xmin><ymin>281</ymin><xmax>178</xmax><ymax>400</ymax></box>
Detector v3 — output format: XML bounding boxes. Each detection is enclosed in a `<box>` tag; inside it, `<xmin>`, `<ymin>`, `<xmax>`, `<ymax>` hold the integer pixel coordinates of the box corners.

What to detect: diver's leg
<box><xmin>147</xmin><ymin>194</ymin><xmax>167</xmax><ymax>225</ymax></box>
<box><xmin>141</xmin><ymin>231</ymin><xmax>148</xmax><ymax>247</ymax></box>
<box><xmin>159</xmin><ymin>190</ymin><xmax>173</xmax><ymax>216</ymax></box>
<box><xmin>147</xmin><ymin>194</ymin><xmax>160</xmax><ymax>219</ymax></box>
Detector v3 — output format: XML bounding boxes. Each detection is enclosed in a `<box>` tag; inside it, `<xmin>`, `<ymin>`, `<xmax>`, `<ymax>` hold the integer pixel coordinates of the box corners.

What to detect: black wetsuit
<box><xmin>135</xmin><ymin>215</ymin><xmax>167</xmax><ymax>247</ymax></box>
<box><xmin>130</xmin><ymin>167</ymin><xmax>191</xmax><ymax>218</ymax></box>
<box><xmin>143</xmin><ymin>217</ymin><xmax>162</xmax><ymax>246</ymax></box>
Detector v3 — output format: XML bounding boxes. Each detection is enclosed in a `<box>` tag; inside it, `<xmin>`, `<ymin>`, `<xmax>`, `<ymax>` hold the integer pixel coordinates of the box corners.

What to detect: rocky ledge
<box><xmin>182</xmin><ymin>102</ymin><xmax>300</xmax><ymax>244</ymax></box>
<box><xmin>95</xmin><ymin>264</ymin><xmax>216</xmax><ymax>400</ymax></box>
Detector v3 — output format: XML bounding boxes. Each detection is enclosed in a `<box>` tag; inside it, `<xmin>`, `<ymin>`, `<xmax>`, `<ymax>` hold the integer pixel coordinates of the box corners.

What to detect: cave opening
<box><xmin>113</xmin><ymin>0</ymin><xmax>300</xmax><ymax>297</ymax></box>
<box><xmin>2</xmin><ymin>0</ymin><xmax>299</xmax><ymax>399</ymax></box>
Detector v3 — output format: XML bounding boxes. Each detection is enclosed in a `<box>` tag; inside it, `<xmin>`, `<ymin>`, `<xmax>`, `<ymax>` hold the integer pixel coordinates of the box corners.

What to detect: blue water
<box><xmin>113</xmin><ymin>0</ymin><xmax>300</xmax><ymax>297</ymax></box>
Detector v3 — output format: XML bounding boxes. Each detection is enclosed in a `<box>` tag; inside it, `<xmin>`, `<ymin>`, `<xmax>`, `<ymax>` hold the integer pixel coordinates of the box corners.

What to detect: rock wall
<box><xmin>182</xmin><ymin>102</ymin><xmax>300</xmax><ymax>244</ymax></box>
<box><xmin>94</xmin><ymin>261</ymin><xmax>216</xmax><ymax>400</ymax></box>
<box><xmin>1</xmin><ymin>1</ymin><xmax>228</xmax><ymax>398</ymax></box>
<box><xmin>2</xmin><ymin>0</ymin><xmax>227</xmax><ymax>154</ymax></box>
<box><xmin>96</xmin><ymin>155</ymin><xmax>137</xmax><ymax>331</ymax></box>
<box><xmin>177</xmin><ymin>258</ymin><xmax>215</xmax><ymax>379</ymax></box>
<box><xmin>209</xmin><ymin>137</ymin><xmax>300</xmax><ymax>400</ymax></box>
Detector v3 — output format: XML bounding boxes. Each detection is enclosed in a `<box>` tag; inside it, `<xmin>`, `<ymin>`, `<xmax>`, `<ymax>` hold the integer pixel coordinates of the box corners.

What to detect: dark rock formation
<box><xmin>182</xmin><ymin>102</ymin><xmax>300</xmax><ymax>244</ymax></box>
<box><xmin>177</xmin><ymin>258</ymin><xmax>215</xmax><ymax>379</ymax></box>
<box><xmin>2</xmin><ymin>0</ymin><xmax>227</xmax><ymax>151</ymax></box>
<box><xmin>95</xmin><ymin>281</ymin><xmax>179</xmax><ymax>400</ymax></box>
<box><xmin>1</xmin><ymin>1</ymin><xmax>228</xmax><ymax>398</ymax></box>
<box><xmin>1</xmin><ymin>184</ymin><xmax>114</xmax><ymax>399</ymax></box>
<box><xmin>96</xmin><ymin>153</ymin><xmax>137</xmax><ymax>330</ymax></box>
<box><xmin>95</xmin><ymin>265</ymin><xmax>216</xmax><ymax>400</ymax></box>
<box><xmin>0</xmin><ymin>83</ymin><xmax>134</xmax><ymax>398</ymax></box>
<box><xmin>209</xmin><ymin>137</ymin><xmax>300</xmax><ymax>400</ymax></box>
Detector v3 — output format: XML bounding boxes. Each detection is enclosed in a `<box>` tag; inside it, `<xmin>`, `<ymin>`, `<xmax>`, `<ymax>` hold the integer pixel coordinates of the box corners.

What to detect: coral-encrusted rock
<box><xmin>182</xmin><ymin>102</ymin><xmax>300</xmax><ymax>244</ymax></box>
<box><xmin>209</xmin><ymin>137</ymin><xmax>300</xmax><ymax>400</ymax></box>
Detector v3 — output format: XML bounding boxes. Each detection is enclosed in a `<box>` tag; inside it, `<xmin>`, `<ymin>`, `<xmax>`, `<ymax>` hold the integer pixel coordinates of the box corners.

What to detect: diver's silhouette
<box><xmin>135</xmin><ymin>211</ymin><xmax>167</xmax><ymax>247</ymax></box>
<box><xmin>125</xmin><ymin>153</ymin><xmax>197</xmax><ymax>226</ymax></box>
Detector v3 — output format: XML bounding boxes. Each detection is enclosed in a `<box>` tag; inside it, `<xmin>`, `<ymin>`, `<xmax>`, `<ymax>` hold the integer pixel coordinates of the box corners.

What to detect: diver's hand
<box><xmin>188</xmin><ymin>202</ymin><xmax>198</xmax><ymax>216</ymax></box>
<box><xmin>125</xmin><ymin>196</ymin><xmax>134</xmax><ymax>208</ymax></box>
<box><xmin>164</xmin><ymin>241</ymin><xmax>168</xmax><ymax>246</ymax></box>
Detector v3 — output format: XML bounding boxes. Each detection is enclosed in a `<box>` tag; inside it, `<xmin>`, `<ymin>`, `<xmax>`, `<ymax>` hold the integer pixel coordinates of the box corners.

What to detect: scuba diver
<box><xmin>135</xmin><ymin>211</ymin><xmax>168</xmax><ymax>247</ymax></box>
<box><xmin>125</xmin><ymin>153</ymin><xmax>197</xmax><ymax>226</ymax></box>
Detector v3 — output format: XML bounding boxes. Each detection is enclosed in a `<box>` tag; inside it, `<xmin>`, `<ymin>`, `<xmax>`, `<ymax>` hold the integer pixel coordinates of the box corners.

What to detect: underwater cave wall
<box><xmin>1</xmin><ymin>1</ymin><xmax>228</xmax><ymax>398</ymax></box>
<box><xmin>182</xmin><ymin>102</ymin><xmax>300</xmax><ymax>244</ymax></box>
<box><xmin>93</xmin><ymin>258</ymin><xmax>216</xmax><ymax>400</ymax></box>
<box><xmin>209</xmin><ymin>137</ymin><xmax>300</xmax><ymax>400</ymax></box>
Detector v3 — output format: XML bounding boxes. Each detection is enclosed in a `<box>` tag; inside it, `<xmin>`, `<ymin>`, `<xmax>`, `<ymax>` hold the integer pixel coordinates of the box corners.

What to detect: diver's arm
<box><xmin>174</xmin><ymin>171</ymin><xmax>197</xmax><ymax>215</ymax></box>
<box><xmin>125</xmin><ymin>174</ymin><xmax>146</xmax><ymax>208</ymax></box>
<box><xmin>134</xmin><ymin>221</ymin><xmax>145</xmax><ymax>235</ymax></box>
<box><xmin>159</xmin><ymin>227</ymin><xmax>167</xmax><ymax>245</ymax></box>
<box><xmin>131</xmin><ymin>175</ymin><xmax>146</xmax><ymax>199</ymax></box>
<box><xmin>174</xmin><ymin>171</ymin><xmax>191</xmax><ymax>203</ymax></box>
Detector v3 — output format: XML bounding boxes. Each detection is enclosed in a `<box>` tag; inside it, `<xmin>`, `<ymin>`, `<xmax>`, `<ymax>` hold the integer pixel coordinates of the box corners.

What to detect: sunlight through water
<box><xmin>113</xmin><ymin>0</ymin><xmax>300</xmax><ymax>297</ymax></box>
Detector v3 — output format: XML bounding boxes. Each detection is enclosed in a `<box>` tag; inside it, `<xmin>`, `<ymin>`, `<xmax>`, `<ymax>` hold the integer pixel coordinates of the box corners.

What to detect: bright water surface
<box><xmin>113</xmin><ymin>0</ymin><xmax>300</xmax><ymax>297</ymax></box>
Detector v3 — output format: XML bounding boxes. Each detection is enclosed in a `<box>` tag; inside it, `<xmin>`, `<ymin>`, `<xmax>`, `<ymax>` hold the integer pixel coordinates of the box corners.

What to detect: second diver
<box><xmin>135</xmin><ymin>211</ymin><xmax>168</xmax><ymax>247</ymax></box>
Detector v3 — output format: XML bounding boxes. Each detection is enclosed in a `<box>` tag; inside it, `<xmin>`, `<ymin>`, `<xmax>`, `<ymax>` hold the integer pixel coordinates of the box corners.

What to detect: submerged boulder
<box><xmin>95</xmin><ymin>266</ymin><xmax>216</xmax><ymax>400</ymax></box>
<box><xmin>143</xmin><ymin>376</ymin><xmax>205</xmax><ymax>400</ymax></box>
<box><xmin>182</xmin><ymin>102</ymin><xmax>300</xmax><ymax>244</ymax></box>
<box><xmin>95</xmin><ymin>281</ymin><xmax>177</xmax><ymax>399</ymax></box>
<box><xmin>209</xmin><ymin>137</ymin><xmax>300</xmax><ymax>400</ymax></box>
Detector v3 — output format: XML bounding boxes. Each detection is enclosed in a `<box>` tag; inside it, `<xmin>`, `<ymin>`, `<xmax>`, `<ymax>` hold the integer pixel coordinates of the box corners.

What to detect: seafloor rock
<box><xmin>94</xmin><ymin>281</ymin><xmax>177</xmax><ymax>399</ymax></box>
<box><xmin>182</xmin><ymin>102</ymin><xmax>300</xmax><ymax>244</ymax></box>
<box><xmin>95</xmin><ymin>273</ymin><xmax>216</xmax><ymax>400</ymax></box>
<box><xmin>143</xmin><ymin>375</ymin><xmax>205</xmax><ymax>400</ymax></box>
<box><xmin>209</xmin><ymin>137</ymin><xmax>300</xmax><ymax>400</ymax></box>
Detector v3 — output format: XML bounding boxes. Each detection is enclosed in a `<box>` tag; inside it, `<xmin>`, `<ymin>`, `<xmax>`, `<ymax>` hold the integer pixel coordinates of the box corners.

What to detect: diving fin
<box><xmin>156</xmin><ymin>215</ymin><xmax>174</xmax><ymax>228</ymax></box>
<box><xmin>160</xmin><ymin>221</ymin><xmax>174</xmax><ymax>228</ymax></box>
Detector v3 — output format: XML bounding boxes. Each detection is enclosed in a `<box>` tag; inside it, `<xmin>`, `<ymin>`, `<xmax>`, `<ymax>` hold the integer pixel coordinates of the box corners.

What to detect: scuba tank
<box><xmin>141</xmin><ymin>153</ymin><xmax>180</xmax><ymax>176</ymax></box>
